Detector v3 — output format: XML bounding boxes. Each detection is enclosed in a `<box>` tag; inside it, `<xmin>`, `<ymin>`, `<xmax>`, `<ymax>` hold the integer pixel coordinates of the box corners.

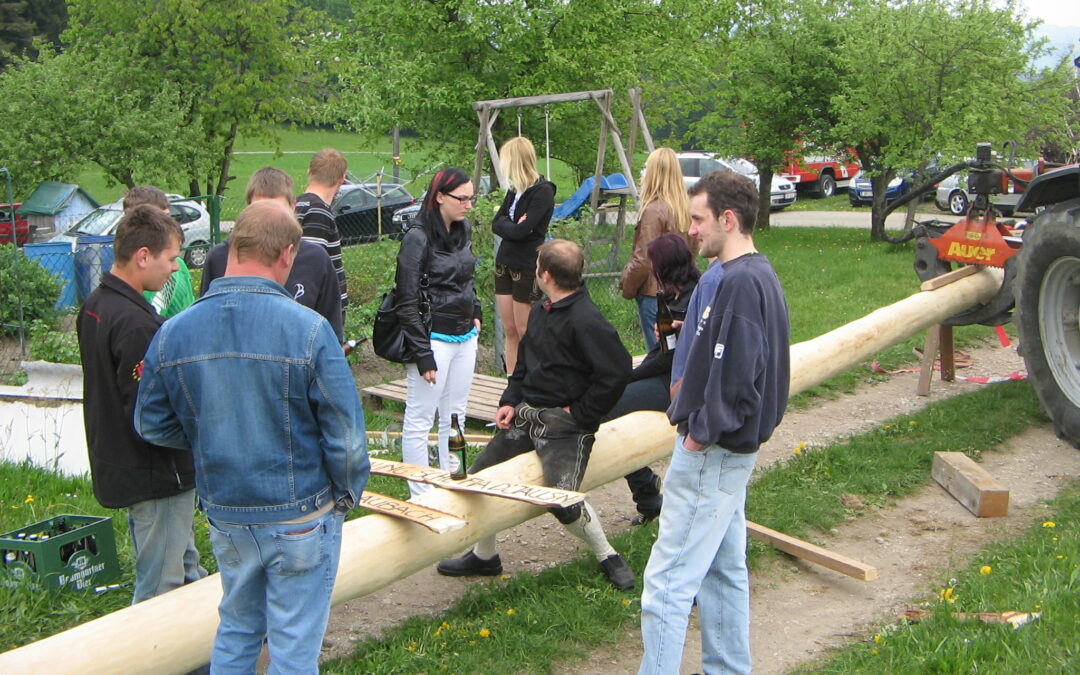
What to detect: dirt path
<box><xmin>321</xmin><ymin>339</ymin><xmax>1080</xmax><ymax>673</ymax></box>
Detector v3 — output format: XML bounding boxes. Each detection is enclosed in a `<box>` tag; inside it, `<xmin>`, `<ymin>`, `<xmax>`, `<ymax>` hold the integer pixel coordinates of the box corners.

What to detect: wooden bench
<box><xmin>361</xmin><ymin>355</ymin><xmax>647</xmax><ymax>424</ymax></box>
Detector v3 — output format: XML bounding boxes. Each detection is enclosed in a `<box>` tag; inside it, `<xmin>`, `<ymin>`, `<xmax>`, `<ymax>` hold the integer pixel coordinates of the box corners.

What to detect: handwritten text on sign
<box><xmin>369</xmin><ymin>458</ymin><xmax>585</xmax><ymax>508</ymax></box>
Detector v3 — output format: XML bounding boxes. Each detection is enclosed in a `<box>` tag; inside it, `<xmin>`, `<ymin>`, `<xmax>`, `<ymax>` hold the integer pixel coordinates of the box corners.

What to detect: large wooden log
<box><xmin>0</xmin><ymin>266</ymin><xmax>1005</xmax><ymax>673</ymax></box>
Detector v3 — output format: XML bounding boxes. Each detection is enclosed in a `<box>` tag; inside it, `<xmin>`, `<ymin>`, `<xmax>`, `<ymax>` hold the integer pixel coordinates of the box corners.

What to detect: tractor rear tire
<box><xmin>1015</xmin><ymin>199</ymin><xmax>1080</xmax><ymax>447</ymax></box>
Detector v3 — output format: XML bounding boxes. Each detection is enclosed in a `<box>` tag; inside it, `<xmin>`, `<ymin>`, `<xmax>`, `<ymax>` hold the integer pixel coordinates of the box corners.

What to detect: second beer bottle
<box><xmin>449</xmin><ymin>414</ymin><xmax>468</xmax><ymax>480</ymax></box>
<box><xmin>656</xmin><ymin>291</ymin><xmax>677</xmax><ymax>354</ymax></box>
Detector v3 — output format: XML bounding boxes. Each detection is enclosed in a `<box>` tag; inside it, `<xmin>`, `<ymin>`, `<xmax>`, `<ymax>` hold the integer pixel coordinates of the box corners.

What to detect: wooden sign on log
<box><xmin>370</xmin><ymin>458</ymin><xmax>586</xmax><ymax>509</ymax></box>
<box><xmin>359</xmin><ymin>491</ymin><xmax>467</xmax><ymax>534</ymax></box>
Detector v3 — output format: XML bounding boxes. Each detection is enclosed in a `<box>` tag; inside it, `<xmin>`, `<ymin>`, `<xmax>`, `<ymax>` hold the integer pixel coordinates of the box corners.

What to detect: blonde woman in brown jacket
<box><xmin>619</xmin><ymin>147</ymin><xmax>692</xmax><ymax>350</ymax></box>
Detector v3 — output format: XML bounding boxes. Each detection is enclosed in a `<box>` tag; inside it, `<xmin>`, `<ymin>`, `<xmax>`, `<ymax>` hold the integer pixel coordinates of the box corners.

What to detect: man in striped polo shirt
<box><xmin>295</xmin><ymin>148</ymin><xmax>348</xmax><ymax>323</ymax></box>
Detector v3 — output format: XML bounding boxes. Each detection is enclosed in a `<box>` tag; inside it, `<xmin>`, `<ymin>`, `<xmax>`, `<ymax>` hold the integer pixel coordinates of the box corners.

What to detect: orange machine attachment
<box><xmin>928</xmin><ymin>208</ymin><xmax>1020</xmax><ymax>269</ymax></box>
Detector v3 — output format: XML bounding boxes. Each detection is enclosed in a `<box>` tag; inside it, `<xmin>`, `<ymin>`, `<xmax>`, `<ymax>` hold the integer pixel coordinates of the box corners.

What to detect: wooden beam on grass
<box><xmin>747</xmin><ymin>521</ymin><xmax>879</xmax><ymax>581</ymax></box>
<box><xmin>932</xmin><ymin>451</ymin><xmax>1009</xmax><ymax>517</ymax></box>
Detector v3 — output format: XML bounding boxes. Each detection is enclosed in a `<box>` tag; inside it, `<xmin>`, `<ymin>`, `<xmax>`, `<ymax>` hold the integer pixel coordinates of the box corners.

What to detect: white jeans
<box><xmin>402</xmin><ymin>336</ymin><xmax>478</xmax><ymax>497</ymax></box>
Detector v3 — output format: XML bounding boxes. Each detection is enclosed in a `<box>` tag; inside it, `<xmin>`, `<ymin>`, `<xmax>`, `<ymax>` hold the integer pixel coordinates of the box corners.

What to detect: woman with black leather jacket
<box><xmin>395</xmin><ymin>168</ymin><xmax>483</xmax><ymax>497</ymax></box>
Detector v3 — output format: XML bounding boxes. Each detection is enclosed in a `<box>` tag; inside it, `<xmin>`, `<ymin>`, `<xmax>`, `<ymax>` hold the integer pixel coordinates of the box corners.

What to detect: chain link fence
<box><xmin>1</xmin><ymin>242</ymin><xmax>114</xmax><ymax>385</ymax></box>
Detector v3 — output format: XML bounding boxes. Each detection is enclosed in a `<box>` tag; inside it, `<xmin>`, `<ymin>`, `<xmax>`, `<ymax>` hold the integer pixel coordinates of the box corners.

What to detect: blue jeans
<box><xmin>636</xmin><ymin>294</ymin><xmax>658</xmax><ymax>352</ymax></box>
<box><xmin>127</xmin><ymin>489</ymin><xmax>207</xmax><ymax>604</ymax></box>
<box><xmin>207</xmin><ymin>509</ymin><xmax>343</xmax><ymax>675</ymax></box>
<box><xmin>639</xmin><ymin>437</ymin><xmax>757</xmax><ymax>675</ymax></box>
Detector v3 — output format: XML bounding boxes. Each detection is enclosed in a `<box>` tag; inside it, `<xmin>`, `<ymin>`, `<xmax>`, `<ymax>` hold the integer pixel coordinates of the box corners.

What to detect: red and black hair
<box><xmin>421</xmin><ymin>168</ymin><xmax>471</xmax><ymax>212</ymax></box>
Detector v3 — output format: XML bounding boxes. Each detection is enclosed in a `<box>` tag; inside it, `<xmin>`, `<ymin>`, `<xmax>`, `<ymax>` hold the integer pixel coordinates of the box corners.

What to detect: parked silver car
<box><xmin>676</xmin><ymin>152</ymin><xmax>796</xmax><ymax>209</ymax></box>
<box><xmin>49</xmin><ymin>195</ymin><xmax>219</xmax><ymax>267</ymax></box>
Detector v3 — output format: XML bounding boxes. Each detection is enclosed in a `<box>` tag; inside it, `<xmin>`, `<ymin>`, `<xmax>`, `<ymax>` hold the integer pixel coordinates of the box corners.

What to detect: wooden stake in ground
<box><xmin>358</xmin><ymin>492</ymin><xmax>467</xmax><ymax>534</ymax></box>
<box><xmin>370</xmin><ymin>458</ymin><xmax>586</xmax><ymax>509</ymax></box>
<box><xmin>899</xmin><ymin>609</ymin><xmax>1040</xmax><ymax>629</ymax></box>
<box><xmin>747</xmin><ymin>521</ymin><xmax>879</xmax><ymax>581</ymax></box>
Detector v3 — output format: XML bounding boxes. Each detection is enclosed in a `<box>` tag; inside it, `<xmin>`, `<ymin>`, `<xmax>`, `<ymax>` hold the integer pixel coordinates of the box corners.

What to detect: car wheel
<box><xmin>184</xmin><ymin>241</ymin><xmax>209</xmax><ymax>269</ymax></box>
<box><xmin>948</xmin><ymin>190</ymin><xmax>969</xmax><ymax>216</ymax></box>
<box><xmin>816</xmin><ymin>173</ymin><xmax>836</xmax><ymax>198</ymax></box>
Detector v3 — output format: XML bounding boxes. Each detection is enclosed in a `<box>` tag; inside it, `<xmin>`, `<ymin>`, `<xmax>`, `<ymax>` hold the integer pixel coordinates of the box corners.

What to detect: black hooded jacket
<box><xmin>394</xmin><ymin>210</ymin><xmax>482</xmax><ymax>373</ymax></box>
<box><xmin>491</xmin><ymin>178</ymin><xmax>556</xmax><ymax>271</ymax></box>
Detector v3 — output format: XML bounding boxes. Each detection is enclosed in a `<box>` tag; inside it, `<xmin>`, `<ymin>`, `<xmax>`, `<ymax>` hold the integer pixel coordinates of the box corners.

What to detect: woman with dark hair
<box><xmin>603</xmin><ymin>233</ymin><xmax>700</xmax><ymax>523</ymax></box>
<box><xmin>395</xmin><ymin>168</ymin><xmax>483</xmax><ymax>497</ymax></box>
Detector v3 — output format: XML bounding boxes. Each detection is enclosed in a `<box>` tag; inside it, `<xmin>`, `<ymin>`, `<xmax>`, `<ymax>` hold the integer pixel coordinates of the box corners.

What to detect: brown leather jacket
<box><xmin>619</xmin><ymin>200</ymin><xmax>690</xmax><ymax>299</ymax></box>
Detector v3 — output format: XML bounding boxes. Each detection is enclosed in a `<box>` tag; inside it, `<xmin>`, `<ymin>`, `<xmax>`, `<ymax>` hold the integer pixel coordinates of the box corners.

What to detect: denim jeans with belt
<box><xmin>639</xmin><ymin>436</ymin><xmax>757</xmax><ymax>675</ymax></box>
<box><xmin>207</xmin><ymin>509</ymin><xmax>344</xmax><ymax>675</ymax></box>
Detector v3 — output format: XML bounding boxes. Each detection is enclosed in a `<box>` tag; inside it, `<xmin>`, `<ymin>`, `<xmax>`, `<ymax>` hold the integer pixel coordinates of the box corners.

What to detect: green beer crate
<box><xmin>0</xmin><ymin>514</ymin><xmax>121</xmax><ymax>591</ymax></box>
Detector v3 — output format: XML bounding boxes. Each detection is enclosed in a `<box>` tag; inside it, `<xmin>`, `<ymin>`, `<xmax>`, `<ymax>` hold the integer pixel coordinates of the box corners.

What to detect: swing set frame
<box><xmin>471</xmin><ymin>88</ymin><xmax>654</xmax><ymax>210</ymax></box>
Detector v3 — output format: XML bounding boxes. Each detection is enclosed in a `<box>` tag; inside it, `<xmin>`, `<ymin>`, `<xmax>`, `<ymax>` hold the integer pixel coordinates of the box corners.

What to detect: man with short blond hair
<box><xmin>78</xmin><ymin>205</ymin><xmax>206</xmax><ymax>605</ymax></box>
<box><xmin>136</xmin><ymin>199</ymin><xmax>369</xmax><ymax>673</ymax></box>
<box><xmin>201</xmin><ymin>167</ymin><xmax>343</xmax><ymax>341</ymax></box>
<box><xmin>296</xmin><ymin>148</ymin><xmax>348</xmax><ymax>322</ymax></box>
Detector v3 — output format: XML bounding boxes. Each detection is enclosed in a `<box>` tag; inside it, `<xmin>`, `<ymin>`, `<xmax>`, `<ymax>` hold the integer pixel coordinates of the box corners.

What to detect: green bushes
<box><xmin>0</xmin><ymin>244</ymin><xmax>62</xmax><ymax>334</ymax></box>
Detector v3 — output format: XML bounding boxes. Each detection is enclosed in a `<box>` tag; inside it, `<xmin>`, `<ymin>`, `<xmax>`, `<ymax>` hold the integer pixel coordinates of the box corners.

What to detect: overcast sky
<box><xmin>1018</xmin><ymin>0</ymin><xmax>1080</xmax><ymax>28</ymax></box>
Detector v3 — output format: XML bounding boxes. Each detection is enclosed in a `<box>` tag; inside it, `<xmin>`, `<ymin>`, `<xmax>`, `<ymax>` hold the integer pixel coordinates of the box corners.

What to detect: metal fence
<box><xmin>1</xmin><ymin>242</ymin><xmax>114</xmax><ymax>385</ymax></box>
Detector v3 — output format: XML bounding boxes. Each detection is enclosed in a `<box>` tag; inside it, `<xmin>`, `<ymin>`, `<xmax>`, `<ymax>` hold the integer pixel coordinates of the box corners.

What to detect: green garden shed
<box><xmin>16</xmin><ymin>181</ymin><xmax>100</xmax><ymax>242</ymax></box>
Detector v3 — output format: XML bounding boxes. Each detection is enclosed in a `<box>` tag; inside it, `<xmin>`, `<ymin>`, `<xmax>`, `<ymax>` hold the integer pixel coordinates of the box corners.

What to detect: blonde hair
<box><xmin>230</xmin><ymin>201</ymin><xmax>302</xmax><ymax>267</ymax></box>
<box><xmin>308</xmin><ymin>148</ymin><xmax>347</xmax><ymax>187</ymax></box>
<box><xmin>499</xmin><ymin>137</ymin><xmax>540</xmax><ymax>193</ymax></box>
<box><xmin>639</xmin><ymin>147</ymin><xmax>691</xmax><ymax>232</ymax></box>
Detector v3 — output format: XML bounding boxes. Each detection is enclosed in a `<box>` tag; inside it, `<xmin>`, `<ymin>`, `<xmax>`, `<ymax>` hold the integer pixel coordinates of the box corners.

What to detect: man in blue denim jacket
<box><xmin>135</xmin><ymin>200</ymin><xmax>369</xmax><ymax>674</ymax></box>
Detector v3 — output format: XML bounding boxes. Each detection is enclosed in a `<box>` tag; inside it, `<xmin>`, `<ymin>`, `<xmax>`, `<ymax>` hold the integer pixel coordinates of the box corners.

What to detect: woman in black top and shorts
<box><xmin>491</xmin><ymin>136</ymin><xmax>556</xmax><ymax>374</ymax></box>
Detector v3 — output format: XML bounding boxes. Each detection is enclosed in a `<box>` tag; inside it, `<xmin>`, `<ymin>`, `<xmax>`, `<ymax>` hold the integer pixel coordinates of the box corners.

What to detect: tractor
<box><xmin>885</xmin><ymin>142</ymin><xmax>1080</xmax><ymax>446</ymax></box>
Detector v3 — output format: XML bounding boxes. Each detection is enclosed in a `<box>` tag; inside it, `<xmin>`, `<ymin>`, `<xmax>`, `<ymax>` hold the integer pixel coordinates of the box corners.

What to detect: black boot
<box><xmin>436</xmin><ymin>550</ymin><xmax>503</xmax><ymax>577</ymax></box>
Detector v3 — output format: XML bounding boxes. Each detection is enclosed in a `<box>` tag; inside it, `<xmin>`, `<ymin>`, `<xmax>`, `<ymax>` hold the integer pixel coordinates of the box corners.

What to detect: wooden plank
<box><xmin>920</xmin><ymin>264</ymin><xmax>978</xmax><ymax>291</ymax></box>
<box><xmin>932</xmin><ymin>451</ymin><xmax>1009</xmax><ymax>517</ymax></box>
<box><xmin>472</xmin><ymin>89</ymin><xmax>614</xmax><ymax>111</ymax></box>
<box><xmin>747</xmin><ymin>521</ymin><xmax>879</xmax><ymax>581</ymax></box>
<box><xmin>359</xmin><ymin>492</ymin><xmax>467</xmax><ymax>534</ymax></box>
<box><xmin>366</xmin><ymin>430</ymin><xmax>493</xmax><ymax>445</ymax></box>
<box><xmin>370</xmin><ymin>458</ymin><xmax>585</xmax><ymax>509</ymax></box>
<box><xmin>916</xmin><ymin>325</ymin><xmax>941</xmax><ymax>396</ymax></box>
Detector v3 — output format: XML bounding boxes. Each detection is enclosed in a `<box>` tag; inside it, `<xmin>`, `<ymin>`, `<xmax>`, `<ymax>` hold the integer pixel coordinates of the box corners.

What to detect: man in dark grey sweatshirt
<box><xmin>639</xmin><ymin>170</ymin><xmax>790</xmax><ymax>675</ymax></box>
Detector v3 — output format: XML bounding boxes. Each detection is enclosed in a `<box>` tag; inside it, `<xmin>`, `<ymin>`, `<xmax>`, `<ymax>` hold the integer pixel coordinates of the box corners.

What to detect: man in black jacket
<box><xmin>77</xmin><ymin>205</ymin><xmax>207</xmax><ymax>604</ymax></box>
<box><xmin>437</xmin><ymin>239</ymin><xmax>635</xmax><ymax>590</ymax></box>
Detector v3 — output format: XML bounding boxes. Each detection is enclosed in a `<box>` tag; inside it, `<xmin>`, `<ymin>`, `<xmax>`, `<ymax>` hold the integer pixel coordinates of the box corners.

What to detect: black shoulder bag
<box><xmin>373</xmin><ymin>238</ymin><xmax>432</xmax><ymax>364</ymax></box>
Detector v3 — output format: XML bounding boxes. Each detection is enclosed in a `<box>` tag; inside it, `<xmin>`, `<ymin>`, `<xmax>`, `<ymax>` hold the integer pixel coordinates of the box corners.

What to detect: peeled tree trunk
<box><xmin>0</xmin><ymin>266</ymin><xmax>1006</xmax><ymax>674</ymax></box>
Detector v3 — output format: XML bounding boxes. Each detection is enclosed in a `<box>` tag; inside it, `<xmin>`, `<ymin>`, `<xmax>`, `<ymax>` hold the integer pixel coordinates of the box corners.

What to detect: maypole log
<box><xmin>0</xmin><ymin>266</ymin><xmax>1004</xmax><ymax>673</ymax></box>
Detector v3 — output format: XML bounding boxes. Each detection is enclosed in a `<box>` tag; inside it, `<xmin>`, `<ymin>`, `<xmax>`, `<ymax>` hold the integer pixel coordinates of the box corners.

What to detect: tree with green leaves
<box><xmin>675</xmin><ymin>0</ymin><xmax>851</xmax><ymax>229</ymax></box>
<box><xmin>65</xmin><ymin>0</ymin><xmax>323</xmax><ymax>197</ymax></box>
<box><xmin>831</xmin><ymin>0</ymin><xmax>1074</xmax><ymax>240</ymax></box>
<box><xmin>332</xmin><ymin>0</ymin><xmax>680</xmax><ymax>183</ymax></box>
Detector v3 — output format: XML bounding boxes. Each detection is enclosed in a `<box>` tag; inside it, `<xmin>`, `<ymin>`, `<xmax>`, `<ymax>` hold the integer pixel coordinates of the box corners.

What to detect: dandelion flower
<box><xmin>980</xmin><ymin>565</ymin><xmax>992</xmax><ymax>575</ymax></box>
<box><xmin>873</xmin><ymin>634</ymin><xmax>883</xmax><ymax>644</ymax></box>
<box><xmin>938</xmin><ymin>587</ymin><xmax>957</xmax><ymax>603</ymax></box>
<box><xmin>505</xmin><ymin>608</ymin><xmax>517</xmax><ymax>616</ymax></box>
<box><xmin>1043</xmin><ymin>521</ymin><xmax>1056</xmax><ymax>528</ymax></box>
<box><xmin>871</xmin><ymin>649</ymin><xmax>880</xmax><ymax>656</ymax></box>
<box><xmin>622</xmin><ymin>598</ymin><xmax>631</xmax><ymax>607</ymax></box>
<box><xmin>479</xmin><ymin>628</ymin><xmax>491</xmax><ymax>639</ymax></box>
<box><xmin>24</xmin><ymin>495</ymin><xmax>34</xmax><ymax>504</ymax></box>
